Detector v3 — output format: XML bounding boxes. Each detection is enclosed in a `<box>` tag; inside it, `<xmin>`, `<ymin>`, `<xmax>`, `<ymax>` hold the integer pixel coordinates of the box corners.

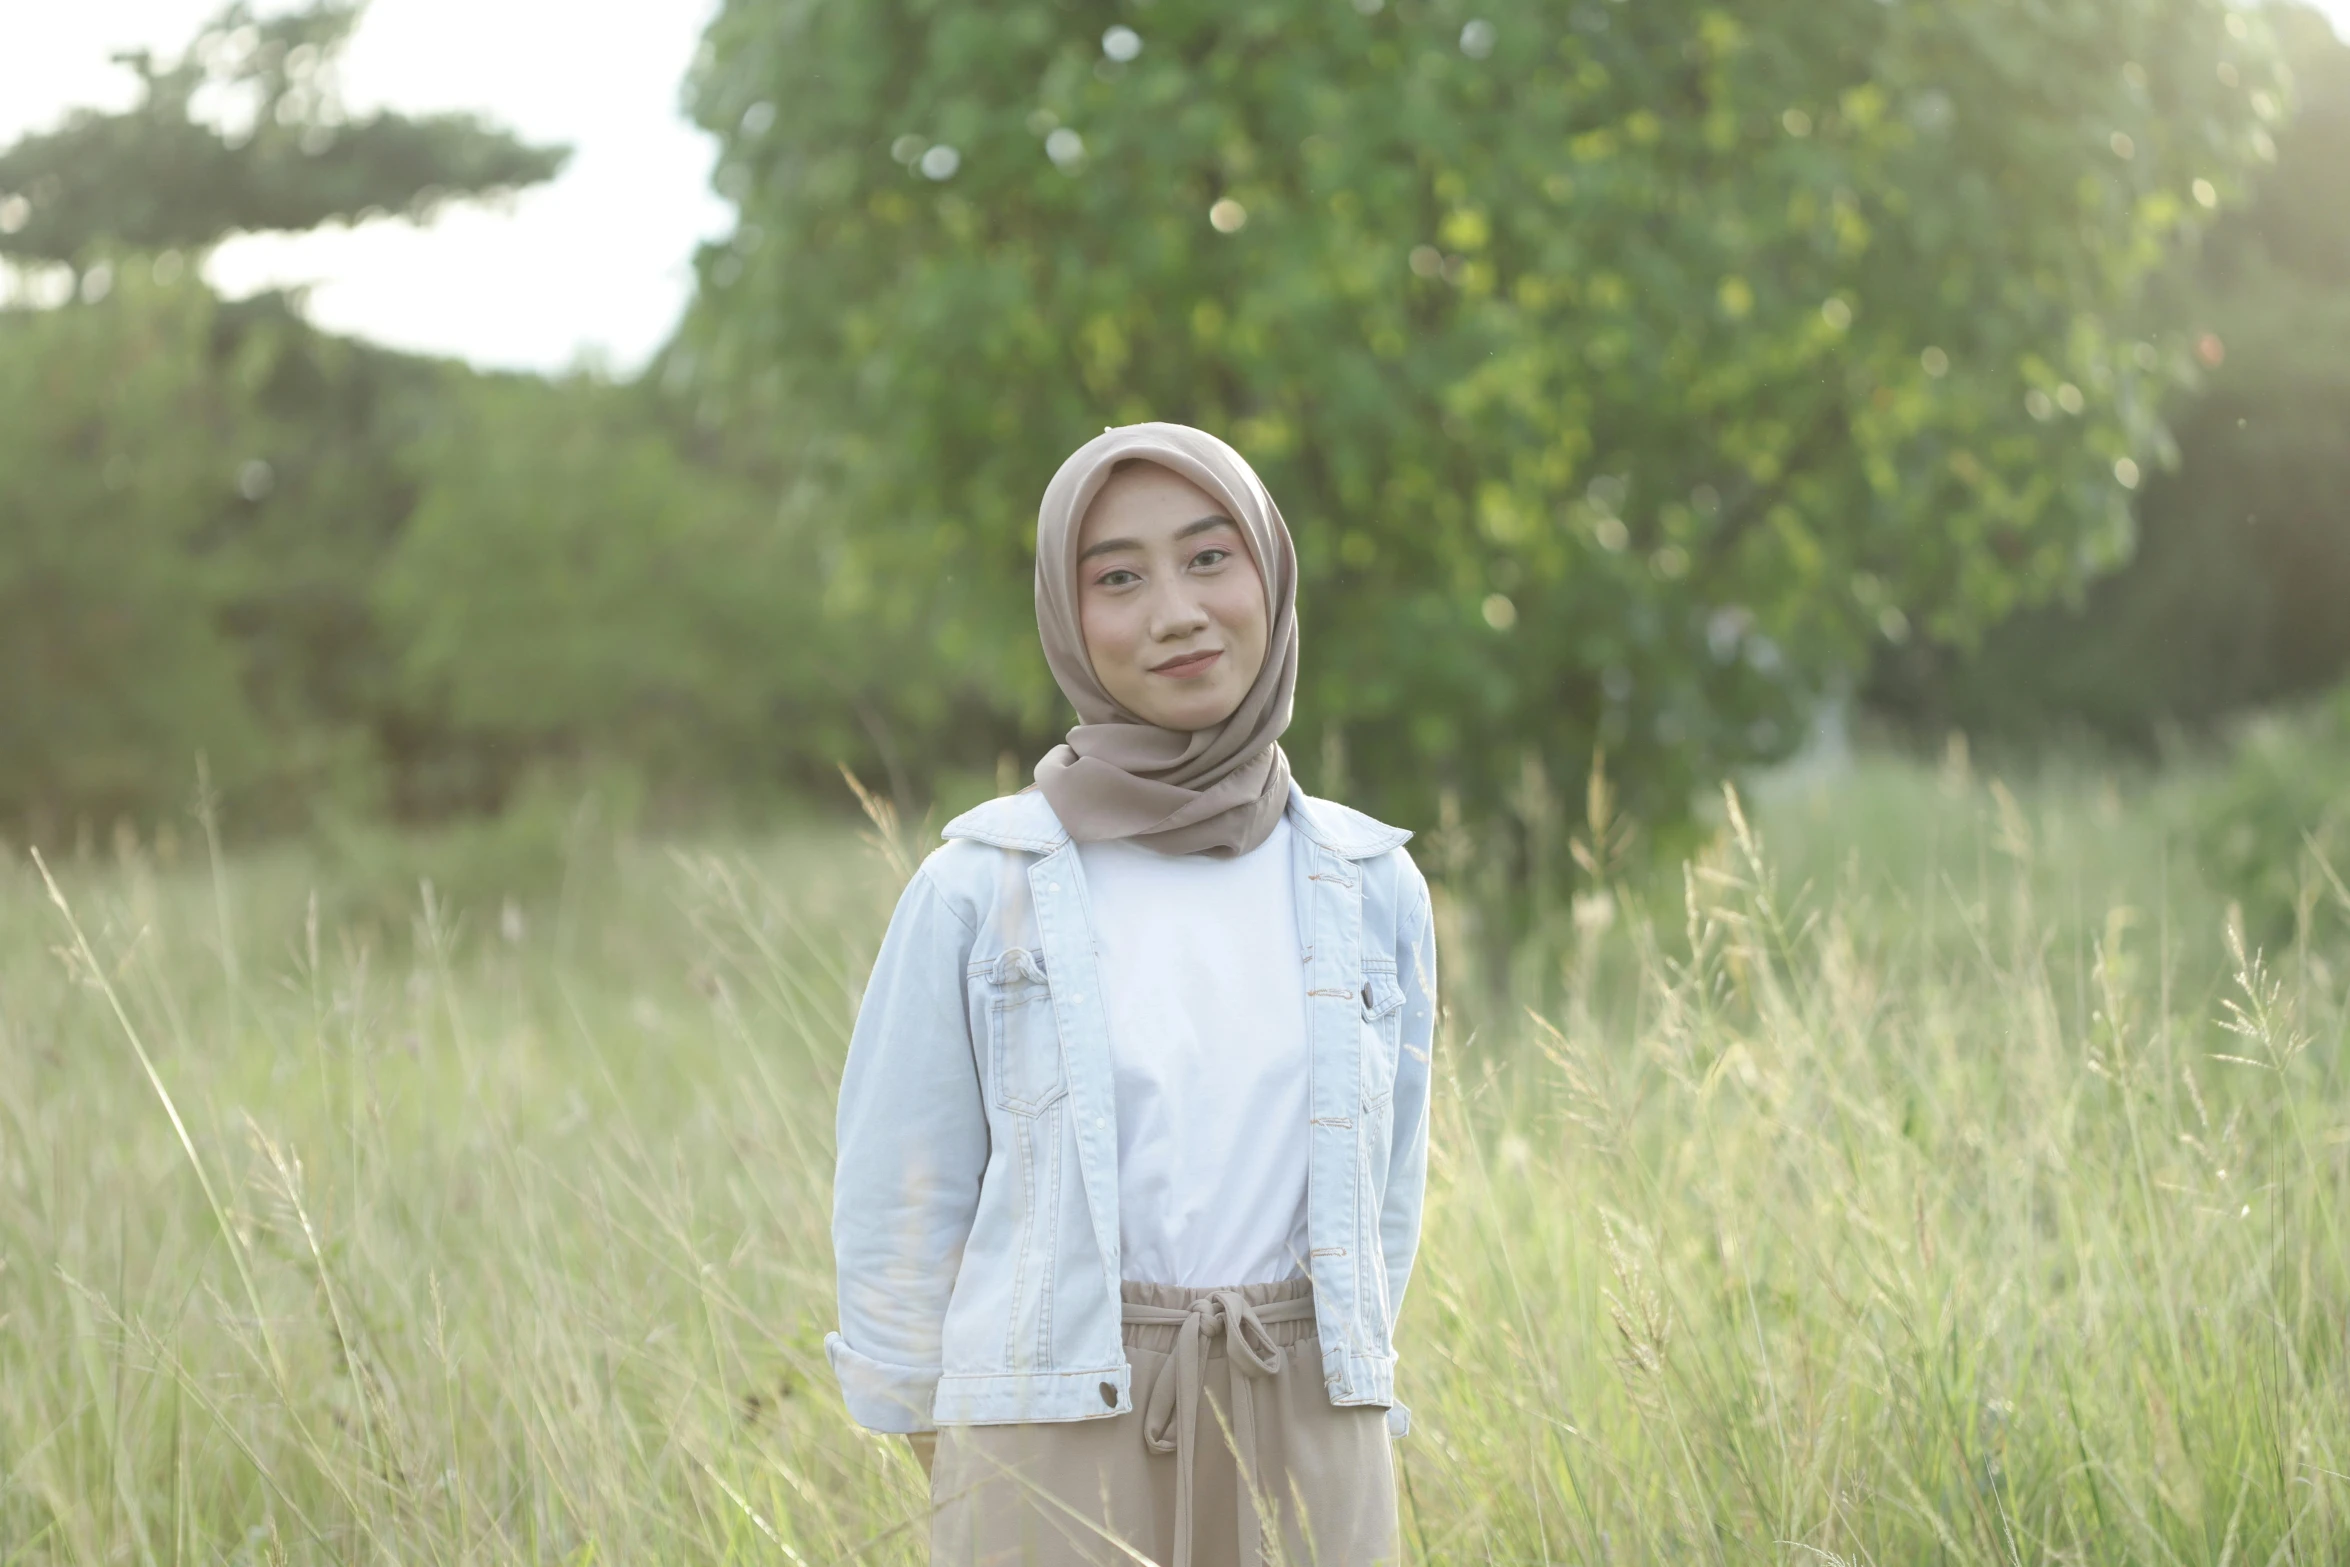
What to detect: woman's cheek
<box><xmin>1080</xmin><ymin>599</ymin><xmax>1130</xmax><ymax>670</ymax></box>
<box><xmin>1215</xmin><ymin>581</ymin><xmax>1270</xmax><ymax>663</ymax></box>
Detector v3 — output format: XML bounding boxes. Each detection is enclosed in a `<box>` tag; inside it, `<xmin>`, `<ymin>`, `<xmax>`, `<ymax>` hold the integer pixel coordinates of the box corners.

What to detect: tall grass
<box><xmin>1</xmin><ymin>757</ymin><xmax>2343</xmax><ymax>1563</ymax></box>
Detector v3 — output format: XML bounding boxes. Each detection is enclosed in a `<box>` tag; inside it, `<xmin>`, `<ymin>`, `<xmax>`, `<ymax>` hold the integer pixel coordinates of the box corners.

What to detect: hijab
<box><xmin>1031</xmin><ymin>423</ymin><xmax>1299</xmax><ymax>858</ymax></box>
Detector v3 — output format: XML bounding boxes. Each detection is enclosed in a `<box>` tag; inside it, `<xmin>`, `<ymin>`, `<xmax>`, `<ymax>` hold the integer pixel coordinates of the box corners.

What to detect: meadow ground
<box><xmin>2</xmin><ymin>754</ymin><xmax>2345</xmax><ymax>1565</ymax></box>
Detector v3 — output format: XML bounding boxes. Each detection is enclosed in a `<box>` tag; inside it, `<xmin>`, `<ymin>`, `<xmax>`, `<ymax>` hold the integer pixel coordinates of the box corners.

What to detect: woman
<box><xmin>826</xmin><ymin>422</ymin><xmax>1438</xmax><ymax>1566</ymax></box>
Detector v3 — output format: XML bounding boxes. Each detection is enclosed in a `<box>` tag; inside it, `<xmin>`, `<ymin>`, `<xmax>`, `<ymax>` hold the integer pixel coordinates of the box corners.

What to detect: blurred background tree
<box><xmin>678</xmin><ymin>0</ymin><xmax>2281</xmax><ymax>845</ymax></box>
<box><xmin>0</xmin><ymin>274</ymin><xmax>267</xmax><ymax>836</ymax></box>
<box><xmin>0</xmin><ymin>2</ymin><xmax>786</xmax><ymax>836</ymax></box>
<box><xmin>0</xmin><ymin>1</ymin><xmax>562</xmax><ymax>280</ymax></box>
<box><xmin>0</xmin><ymin>0</ymin><xmax>561</xmax><ymax>835</ymax></box>
<box><xmin>375</xmin><ymin>371</ymin><xmax>843</xmax><ymax>818</ymax></box>
<box><xmin>1869</xmin><ymin>4</ymin><xmax>2350</xmax><ymax>748</ymax></box>
<box><xmin>5</xmin><ymin>0</ymin><xmax>2345</xmax><ymax>902</ymax></box>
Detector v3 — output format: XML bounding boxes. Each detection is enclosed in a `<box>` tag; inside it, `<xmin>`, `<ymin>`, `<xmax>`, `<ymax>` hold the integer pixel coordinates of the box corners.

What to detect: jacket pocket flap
<box><xmin>1360</xmin><ymin>970</ymin><xmax>1405</xmax><ymax>1021</ymax></box>
<box><xmin>987</xmin><ymin>947</ymin><xmax>1048</xmax><ymax>988</ymax></box>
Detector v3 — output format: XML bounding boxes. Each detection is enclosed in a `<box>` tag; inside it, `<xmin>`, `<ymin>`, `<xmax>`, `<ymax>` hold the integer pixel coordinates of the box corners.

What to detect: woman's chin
<box><xmin>1134</xmin><ymin>692</ymin><xmax>1247</xmax><ymax>732</ymax></box>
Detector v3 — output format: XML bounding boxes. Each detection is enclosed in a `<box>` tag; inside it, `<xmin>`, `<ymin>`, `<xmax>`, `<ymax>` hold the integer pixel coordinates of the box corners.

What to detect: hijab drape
<box><xmin>1032</xmin><ymin>423</ymin><xmax>1298</xmax><ymax>858</ymax></box>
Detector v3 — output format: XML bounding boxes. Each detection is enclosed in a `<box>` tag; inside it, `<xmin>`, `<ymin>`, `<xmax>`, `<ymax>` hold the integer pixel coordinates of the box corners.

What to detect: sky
<box><xmin>0</xmin><ymin>0</ymin><xmax>734</xmax><ymax>373</ymax></box>
<box><xmin>4</xmin><ymin>0</ymin><xmax>2347</xmax><ymax>376</ymax></box>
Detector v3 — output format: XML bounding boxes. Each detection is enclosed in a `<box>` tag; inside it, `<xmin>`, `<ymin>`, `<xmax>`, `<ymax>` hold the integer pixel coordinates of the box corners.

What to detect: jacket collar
<box><xmin>941</xmin><ymin>782</ymin><xmax>1411</xmax><ymax>861</ymax></box>
<box><xmin>938</xmin><ymin>789</ymin><xmax>1069</xmax><ymax>856</ymax></box>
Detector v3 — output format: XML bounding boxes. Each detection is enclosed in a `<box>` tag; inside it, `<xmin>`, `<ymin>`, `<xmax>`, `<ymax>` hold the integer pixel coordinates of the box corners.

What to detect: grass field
<box><xmin>3</xmin><ymin>755</ymin><xmax>2345</xmax><ymax>1564</ymax></box>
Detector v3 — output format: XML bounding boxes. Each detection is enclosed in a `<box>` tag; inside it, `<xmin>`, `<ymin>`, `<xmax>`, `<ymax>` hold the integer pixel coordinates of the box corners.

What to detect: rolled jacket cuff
<box><xmin>825</xmin><ymin>1332</ymin><xmax>940</xmax><ymax>1433</ymax></box>
<box><xmin>1386</xmin><ymin>1401</ymin><xmax>1412</xmax><ymax>1438</ymax></box>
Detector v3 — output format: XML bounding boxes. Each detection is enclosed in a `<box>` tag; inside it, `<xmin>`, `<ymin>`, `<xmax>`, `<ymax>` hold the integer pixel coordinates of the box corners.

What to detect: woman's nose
<box><xmin>1147</xmin><ymin>584</ymin><xmax>1211</xmax><ymax>639</ymax></box>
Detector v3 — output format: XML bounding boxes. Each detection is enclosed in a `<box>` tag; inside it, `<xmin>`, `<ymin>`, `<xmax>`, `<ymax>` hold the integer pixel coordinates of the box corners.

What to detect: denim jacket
<box><xmin>825</xmin><ymin>783</ymin><xmax>1437</xmax><ymax>1438</ymax></box>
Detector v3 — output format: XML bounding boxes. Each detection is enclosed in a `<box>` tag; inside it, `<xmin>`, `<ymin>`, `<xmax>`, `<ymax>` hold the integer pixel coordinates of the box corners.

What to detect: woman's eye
<box><xmin>1191</xmin><ymin>548</ymin><xmax>1231</xmax><ymax>569</ymax></box>
<box><xmin>1095</xmin><ymin>568</ymin><xmax>1140</xmax><ymax>588</ymax></box>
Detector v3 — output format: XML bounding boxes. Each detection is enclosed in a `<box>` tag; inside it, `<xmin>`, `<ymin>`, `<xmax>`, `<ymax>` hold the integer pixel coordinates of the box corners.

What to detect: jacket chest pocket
<box><xmin>1359</xmin><ymin>963</ymin><xmax>1405</xmax><ymax>1111</ymax></box>
<box><xmin>981</xmin><ymin>948</ymin><xmax>1068</xmax><ymax>1117</ymax></box>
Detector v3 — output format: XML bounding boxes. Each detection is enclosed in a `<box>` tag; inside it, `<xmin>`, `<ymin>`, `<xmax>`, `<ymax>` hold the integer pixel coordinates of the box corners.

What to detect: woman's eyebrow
<box><xmin>1076</xmin><ymin>514</ymin><xmax>1235</xmax><ymax>563</ymax></box>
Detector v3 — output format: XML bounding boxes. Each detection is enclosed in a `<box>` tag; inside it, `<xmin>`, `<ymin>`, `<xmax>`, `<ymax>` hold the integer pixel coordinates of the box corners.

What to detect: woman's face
<box><xmin>1075</xmin><ymin>462</ymin><xmax>1269</xmax><ymax>731</ymax></box>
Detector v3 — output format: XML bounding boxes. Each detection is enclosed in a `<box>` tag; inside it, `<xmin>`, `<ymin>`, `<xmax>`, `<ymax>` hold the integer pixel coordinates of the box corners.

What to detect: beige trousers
<box><xmin>928</xmin><ymin>1279</ymin><xmax>1399</xmax><ymax>1567</ymax></box>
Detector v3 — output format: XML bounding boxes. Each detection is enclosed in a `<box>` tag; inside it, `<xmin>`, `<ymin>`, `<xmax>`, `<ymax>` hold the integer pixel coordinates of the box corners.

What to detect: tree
<box><xmin>0</xmin><ymin>2</ymin><xmax>565</xmax><ymax>272</ymax></box>
<box><xmin>0</xmin><ymin>273</ymin><xmax>265</xmax><ymax>833</ymax></box>
<box><xmin>374</xmin><ymin>373</ymin><xmax>846</xmax><ymax>812</ymax></box>
<box><xmin>0</xmin><ymin>262</ymin><xmax>487</xmax><ymax>836</ymax></box>
<box><xmin>1867</xmin><ymin>4</ymin><xmax>2350</xmax><ymax>748</ymax></box>
<box><xmin>678</xmin><ymin>0</ymin><xmax>2282</xmax><ymax>841</ymax></box>
<box><xmin>0</xmin><ymin>0</ymin><xmax>574</xmax><ymax>837</ymax></box>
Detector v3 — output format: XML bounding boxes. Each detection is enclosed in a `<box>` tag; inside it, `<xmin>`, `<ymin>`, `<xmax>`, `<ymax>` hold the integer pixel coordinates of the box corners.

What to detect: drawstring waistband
<box><xmin>1120</xmin><ymin>1288</ymin><xmax>1318</xmax><ymax>1567</ymax></box>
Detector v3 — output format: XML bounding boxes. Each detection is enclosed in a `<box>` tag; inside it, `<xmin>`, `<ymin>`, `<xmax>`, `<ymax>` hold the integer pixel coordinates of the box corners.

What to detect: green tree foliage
<box><xmin>0</xmin><ymin>2</ymin><xmax>565</xmax><ymax>270</ymax></box>
<box><xmin>0</xmin><ymin>272</ymin><xmax>812</xmax><ymax>838</ymax></box>
<box><xmin>0</xmin><ymin>273</ymin><xmax>265</xmax><ymax>833</ymax></box>
<box><xmin>202</xmin><ymin>291</ymin><xmax>458</xmax><ymax>819</ymax></box>
<box><xmin>0</xmin><ymin>0</ymin><xmax>594</xmax><ymax>838</ymax></box>
<box><xmin>1870</xmin><ymin>5</ymin><xmax>2350</xmax><ymax>746</ymax></box>
<box><xmin>0</xmin><ymin>266</ymin><xmax>479</xmax><ymax>834</ymax></box>
<box><xmin>681</xmin><ymin>0</ymin><xmax>2280</xmax><ymax>834</ymax></box>
<box><xmin>376</xmin><ymin>374</ymin><xmax>843</xmax><ymax>810</ymax></box>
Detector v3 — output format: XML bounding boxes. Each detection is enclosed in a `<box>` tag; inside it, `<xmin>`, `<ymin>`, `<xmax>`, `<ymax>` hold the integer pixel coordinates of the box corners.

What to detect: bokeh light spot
<box><xmin>1707</xmin><ymin>607</ymin><xmax>1750</xmax><ymax>661</ymax></box>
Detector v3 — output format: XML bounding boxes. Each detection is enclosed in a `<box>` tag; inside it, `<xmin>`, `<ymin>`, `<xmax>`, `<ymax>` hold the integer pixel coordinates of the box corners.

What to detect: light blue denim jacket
<box><xmin>826</xmin><ymin>783</ymin><xmax>1437</xmax><ymax>1437</ymax></box>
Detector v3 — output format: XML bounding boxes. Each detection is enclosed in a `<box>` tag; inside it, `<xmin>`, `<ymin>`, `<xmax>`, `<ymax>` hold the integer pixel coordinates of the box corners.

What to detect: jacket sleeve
<box><xmin>825</xmin><ymin>857</ymin><xmax>986</xmax><ymax>1433</ymax></box>
<box><xmin>1380</xmin><ymin>854</ymin><xmax>1438</xmax><ymax>1342</ymax></box>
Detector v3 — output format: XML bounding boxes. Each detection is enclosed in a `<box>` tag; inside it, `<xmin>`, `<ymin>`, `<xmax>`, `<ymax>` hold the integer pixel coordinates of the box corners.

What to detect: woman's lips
<box><xmin>1149</xmin><ymin>649</ymin><xmax>1222</xmax><ymax>678</ymax></box>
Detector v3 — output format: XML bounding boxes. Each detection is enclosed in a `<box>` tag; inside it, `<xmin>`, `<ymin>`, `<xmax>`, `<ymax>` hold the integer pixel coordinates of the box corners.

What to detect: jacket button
<box><xmin>1099</xmin><ymin>1381</ymin><xmax>1118</xmax><ymax>1408</ymax></box>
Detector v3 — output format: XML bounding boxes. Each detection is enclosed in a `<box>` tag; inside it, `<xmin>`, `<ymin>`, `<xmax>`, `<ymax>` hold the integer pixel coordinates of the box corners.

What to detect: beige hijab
<box><xmin>1032</xmin><ymin>423</ymin><xmax>1298</xmax><ymax>858</ymax></box>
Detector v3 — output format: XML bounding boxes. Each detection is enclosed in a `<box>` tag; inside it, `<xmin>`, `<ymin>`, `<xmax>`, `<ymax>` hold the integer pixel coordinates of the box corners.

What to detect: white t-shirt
<box><xmin>1076</xmin><ymin>816</ymin><xmax>1311</xmax><ymax>1287</ymax></box>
